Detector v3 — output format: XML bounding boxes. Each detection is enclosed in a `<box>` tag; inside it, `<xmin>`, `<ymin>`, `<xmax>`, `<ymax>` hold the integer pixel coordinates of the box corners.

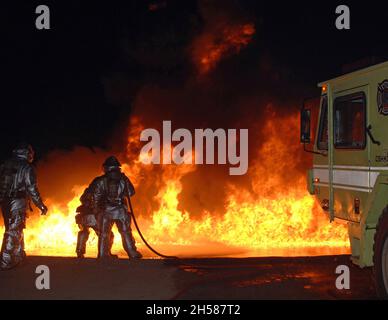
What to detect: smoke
<box><xmin>0</xmin><ymin>2</ymin><xmax>350</xmax><ymax>256</ymax></box>
<box><xmin>29</xmin><ymin>0</ymin><xmax>310</xmax><ymax>222</ymax></box>
<box><xmin>120</xmin><ymin>0</ymin><xmax>311</xmax><ymax>219</ymax></box>
<box><xmin>36</xmin><ymin>147</ymin><xmax>112</xmax><ymax>204</ymax></box>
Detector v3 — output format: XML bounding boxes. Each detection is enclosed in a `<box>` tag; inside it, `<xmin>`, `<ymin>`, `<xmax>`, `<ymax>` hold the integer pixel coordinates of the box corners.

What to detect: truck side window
<box><xmin>334</xmin><ymin>92</ymin><xmax>366</xmax><ymax>149</ymax></box>
<box><xmin>317</xmin><ymin>96</ymin><xmax>328</xmax><ymax>150</ymax></box>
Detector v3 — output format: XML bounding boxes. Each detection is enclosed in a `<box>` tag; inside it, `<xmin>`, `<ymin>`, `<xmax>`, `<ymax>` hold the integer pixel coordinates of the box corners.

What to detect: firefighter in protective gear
<box><xmin>0</xmin><ymin>144</ymin><xmax>48</xmax><ymax>270</ymax></box>
<box><xmin>75</xmin><ymin>185</ymin><xmax>115</xmax><ymax>258</ymax></box>
<box><xmin>92</xmin><ymin>156</ymin><xmax>142</xmax><ymax>260</ymax></box>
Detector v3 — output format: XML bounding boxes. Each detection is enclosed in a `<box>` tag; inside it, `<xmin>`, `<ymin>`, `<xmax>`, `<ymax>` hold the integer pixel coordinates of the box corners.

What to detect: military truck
<box><xmin>300</xmin><ymin>61</ymin><xmax>388</xmax><ymax>298</ymax></box>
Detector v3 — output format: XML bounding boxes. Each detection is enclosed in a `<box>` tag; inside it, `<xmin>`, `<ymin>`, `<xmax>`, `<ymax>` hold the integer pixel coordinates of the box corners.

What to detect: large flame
<box><xmin>192</xmin><ymin>22</ymin><xmax>255</xmax><ymax>75</ymax></box>
<box><xmin>0</xmin><ymin>113</ymin><xmax>350</xmax><ymax>258</ymax></box>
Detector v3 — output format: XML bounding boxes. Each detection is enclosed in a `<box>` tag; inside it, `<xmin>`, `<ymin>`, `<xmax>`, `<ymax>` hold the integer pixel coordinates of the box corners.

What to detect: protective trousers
<box><xmin>98</xmin><ymin>212</ymin><xmax>141</xmax><ymax>259</ymax></box>
<box><xmin>0</xmin><ymin>207</ymin><xmax>26</xmax><ymax>270</ymax></box>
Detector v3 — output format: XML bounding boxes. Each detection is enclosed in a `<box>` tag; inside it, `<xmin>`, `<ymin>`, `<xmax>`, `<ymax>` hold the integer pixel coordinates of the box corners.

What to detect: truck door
<box><xmin>331</xmin><ymin>86</ymin><xmax>369</xmax><ymax>222</ymax></box>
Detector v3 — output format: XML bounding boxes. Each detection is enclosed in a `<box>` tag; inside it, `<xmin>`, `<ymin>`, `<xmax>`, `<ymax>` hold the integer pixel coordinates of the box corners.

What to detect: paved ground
<box><xmin>0</xmin><ymin>255</ymin><xmax>378</xmax><ymax>300</ymax></box>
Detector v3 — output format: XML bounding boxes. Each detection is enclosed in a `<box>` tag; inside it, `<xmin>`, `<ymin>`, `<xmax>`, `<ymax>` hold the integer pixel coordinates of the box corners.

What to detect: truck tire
<box><xmin>373</xmin><ymin>207</ymin><xmax>388</xmax><ymax>299</ymax></box>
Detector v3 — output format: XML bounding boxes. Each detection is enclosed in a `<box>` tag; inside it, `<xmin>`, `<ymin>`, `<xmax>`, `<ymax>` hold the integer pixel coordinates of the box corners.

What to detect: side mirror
<box><xmin>300</xmin><ymin>108</ymin><xmax>311</xmax><ymax>144</ymax></box>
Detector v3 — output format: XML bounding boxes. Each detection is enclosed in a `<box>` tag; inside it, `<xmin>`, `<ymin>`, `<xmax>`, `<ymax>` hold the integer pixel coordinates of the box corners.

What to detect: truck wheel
<box><xmin>373</xmin><ymin>208</ymin><xmax>388</xmax><ymax>299</ymax></box>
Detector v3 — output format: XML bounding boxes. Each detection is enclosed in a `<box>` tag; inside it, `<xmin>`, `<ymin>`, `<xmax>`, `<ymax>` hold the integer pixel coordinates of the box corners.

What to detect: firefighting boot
<box><xmin>13</xmin><ymin>231</ymin><xmax>27</xmax><ymax>266</ymax></box>
<box><xmin>0</xmin><ymin>252</ymin><xmax>13</xmax><ymax>270</ymax></box>
<box><xmin>0</xmin><ymin>229</ymin><xmax>23</xmax><ymax>270</ymax></box>
<box><xmin>108</xmin><ymin>231</ymin><xmax>118</xmax><ymax>259</ymax></box>
<box><xmin>121</xmin><ymin>232</ymin><xmax>142</xmax><ymax>259</ymax></box>
<box><xmin>76</xmin><ymin>230</ymin><xmax>89</xmax><ymax>258</ymax></box>
<box><xmin>98</xmin><ymin>233</ymin><xmax>115</xmax><ymax>261</ymax></box>
<box><xmin>14</xmin><ymin>245</ymin><xmax>27</xmax><ymax>267</ymax></box>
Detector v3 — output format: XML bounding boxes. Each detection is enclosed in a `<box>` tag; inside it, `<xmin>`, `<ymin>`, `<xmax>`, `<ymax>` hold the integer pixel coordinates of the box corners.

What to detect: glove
<box><xmin>40</xmin><ymin>204</ymin><xmax>48</xmax><ymax>216</ymax></box>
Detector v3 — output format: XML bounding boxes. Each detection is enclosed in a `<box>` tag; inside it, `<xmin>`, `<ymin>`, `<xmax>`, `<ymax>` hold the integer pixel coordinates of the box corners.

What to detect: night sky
<box><xmin>3</xmin><ymin>0</ymin><xmax>388</xmax><ymax>161</ymax></box>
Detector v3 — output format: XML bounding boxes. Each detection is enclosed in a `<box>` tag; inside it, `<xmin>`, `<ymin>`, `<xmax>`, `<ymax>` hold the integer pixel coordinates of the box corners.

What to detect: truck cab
<box><xmin>301</xmin><ymin>61</ymin><xmax>388</xmax><ymax>298</ymax></box>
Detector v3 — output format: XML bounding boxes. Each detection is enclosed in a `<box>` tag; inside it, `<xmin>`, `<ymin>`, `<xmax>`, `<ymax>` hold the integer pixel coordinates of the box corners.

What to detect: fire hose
<box><xmin>128</xmin><ymin>198</ymin><xmax>178</xmax><ymax>259</ymax></box>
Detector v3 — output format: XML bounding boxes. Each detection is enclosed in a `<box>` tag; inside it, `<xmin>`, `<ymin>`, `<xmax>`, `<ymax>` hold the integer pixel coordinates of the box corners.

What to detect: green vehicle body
<box><xmin>307</xmin><ymin>61</ymin><xmax>388</xmax><ymax>268</ymax></box>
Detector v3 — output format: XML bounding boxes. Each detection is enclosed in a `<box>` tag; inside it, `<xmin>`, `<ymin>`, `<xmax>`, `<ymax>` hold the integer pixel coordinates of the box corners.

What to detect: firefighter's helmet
<box><xmin>12</xmin><ymin>143</ymin><xmax>35</xmax><ymax>163</ymax></box>
<box><xmin>103</xmin><ymin>156</ymin><xmax>121</xmax><ymax>172</ymax></box>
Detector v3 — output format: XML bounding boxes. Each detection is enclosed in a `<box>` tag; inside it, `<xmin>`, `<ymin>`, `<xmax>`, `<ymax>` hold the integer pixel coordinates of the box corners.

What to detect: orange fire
<box><xmin>192</xmin><ymin>22</ymin><xmax>255</xmax><ymax>75</ymax></box>
<box><xmin>0</xmin><ymin>113</ymin><xmax>350</xmax><ymax>258</ymax></box>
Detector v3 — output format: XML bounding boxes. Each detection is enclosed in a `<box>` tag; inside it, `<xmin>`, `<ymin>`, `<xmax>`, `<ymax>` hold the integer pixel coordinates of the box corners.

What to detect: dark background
<box><xmin>2</xmin><ymin>0</ymin><xmax>388</xmax><ymax>161</ymax></box>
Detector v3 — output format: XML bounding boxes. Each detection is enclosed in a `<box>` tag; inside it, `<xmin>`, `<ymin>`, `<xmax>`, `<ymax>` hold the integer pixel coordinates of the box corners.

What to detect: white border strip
<box><xmin>334</xmin><ymin>185</ymin><xmax>372</xmax><ymax>193</ymax></box>
<box><xmin>313</xmin><ymin>168</ymin><xmax>380</xmax><ymax>189</ymax></box>
<box><xmin>315</xmin><ymin>183</ymin><xmax>372</xmax><ymax>193</ymax></box>
<box><xmin>371</xmin><ymin>167</ymin><xmax>388</xmax><ymax>171</ymax></box>
<box><xmin>314</xmin><ymin>165</ymin><xmax>388</xmax><ymax>171</ymax></box>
